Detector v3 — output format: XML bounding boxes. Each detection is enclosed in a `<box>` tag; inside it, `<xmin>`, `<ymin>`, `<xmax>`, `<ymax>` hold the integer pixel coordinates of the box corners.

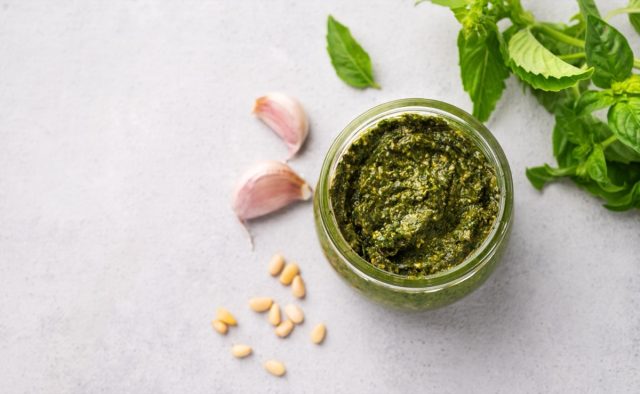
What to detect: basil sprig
<box><xmin>421</xmin><ymin>0</ymin><xmax>640</xmax><ymax>211</ymax></box>
<box><xmin>458</xmin><ymin>24</ymin><xmax>510</xmax><ymax>121</ymax></box>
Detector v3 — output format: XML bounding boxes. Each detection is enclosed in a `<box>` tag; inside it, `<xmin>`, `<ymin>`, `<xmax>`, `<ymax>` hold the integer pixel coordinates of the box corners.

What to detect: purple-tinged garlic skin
<box><xmin>253</xmin><ymin>93</ymin><xmax>309</xmax><ymax>159</ymax></box>
<box><xmin>232</xmin><ymin>161</ymin><xmax>312</xmax><ymax>221</ymax></box>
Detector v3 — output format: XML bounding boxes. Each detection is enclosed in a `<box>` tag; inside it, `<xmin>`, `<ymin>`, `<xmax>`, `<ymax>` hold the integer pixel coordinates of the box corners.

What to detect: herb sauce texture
<box><xmin>330</xmin><ymin>114</ymin><xmax>500</xmax><ymax>277</ymax></box>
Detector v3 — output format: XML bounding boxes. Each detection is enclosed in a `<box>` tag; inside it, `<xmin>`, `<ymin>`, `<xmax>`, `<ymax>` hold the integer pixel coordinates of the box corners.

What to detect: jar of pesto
<box><xmin>314</xmin><ymin>99</ymin><xmax>513</xmax><ymax>310</ymax></box>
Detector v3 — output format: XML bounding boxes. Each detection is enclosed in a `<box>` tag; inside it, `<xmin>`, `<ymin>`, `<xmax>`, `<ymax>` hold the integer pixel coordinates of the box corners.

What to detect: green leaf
<box><xmin>326</xmin><ymin>15</ymin><xmax>379</xmax><ymax>89</ymax></box>
<box><xmin>608</xmin><ymin>98</ymin><xmax>640</xmax><ymax>154</ymax></box>
<box><xmin>604</xmin><ymin>181</ymin><xmax>640</xmax><ymax>210</ymax></box>
<box><xmin>526</xmin><ymin>166</ymin><xmax>556</xmax><ymax>190</ymax></box>
<box><xmin>526</xmin><ymin>164</ymin><xmax>575</xmax><ymax>190</ymax></box>
<box><xmin>555</xmin><ymin>106</ymin><xmax>595</xmax><ymax>146</ymax></box>
<box><xmin>580</xmin><ymin>114</ymin><xmax>615</xmax><ymax>144</ymax></box>
<box><xmin>606</xmin><ymin>140</ymin><xmax>640</xmax><ymax>163</ymax></box>
<box><xmin>553</xmin><ymin>117</ymin><xmax>573</xmax><ymax>166</ymax></box>
<box><xmin>576</xmin><ymin>177</ymin><xmax>627</xmax><ymax>202</ymax></box>
<box><xmin>575</xmin><ymin>90</ymin><xmax>616</xmax><ymax>116</ymax></box>
<box><xmin>507</xmin><ymin>29</ymin><xmax>593</xmax><ymax>91</ymax></box>
<box><xmin>552</xmin><ymin>106</ymin><xmax>583</xmax><ymax>167</ymax></box>
<box><xmin>583</xmin><ymin>144</ymin><xmax>608</xmax><ymax>183</ymax></box>
<box><xmin>629</xmin><ymin>0</ymin><xmax>640</xmax><ymax>35</ymax></box>
<box><xmin>585</xmin><ymin>15</ymin><xmax>634</xmax><ymax>88</ymax></box>
<box><xmin>578</xmin><ymin>0</ymin><xmax>601</xmax><ymax>19</ymax></box>
<box><xmin>457</xmin><ymin>26</ymin><xmax>510</xmax><ymax>122</ymax></box>
<box><xmin>596</xmin><ymin>180</ymin><xmax>627</xmax><ymax>193</ymax></box>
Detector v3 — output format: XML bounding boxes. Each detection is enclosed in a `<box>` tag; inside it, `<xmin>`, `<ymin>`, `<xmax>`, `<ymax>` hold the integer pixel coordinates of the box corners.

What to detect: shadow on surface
<box><xmin>355</xmin><ymin>231</ymin><xmax>531</xmax><ymax>342</ymax></box>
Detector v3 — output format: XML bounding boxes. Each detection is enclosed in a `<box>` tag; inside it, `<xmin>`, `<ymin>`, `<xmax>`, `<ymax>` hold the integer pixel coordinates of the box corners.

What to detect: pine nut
<box><xmin>212</xmin><ymin>319</ymin><xmax>228</xmax><ymax>335</ymax></box>
<box><xmin>268</xmin><ymin>303</ymin><xmax>281</xmax><ymax>326</ymax></box>
<box><xmin>291</xmin><ymin>275</ymin><xmax>305</xmax><ymax>298</ymax></box>
<box><xmin>275</xmin><ymin>320</ymin><xmax>294</xmax><ymax>338</ymax></box>
<box><xmin>284</xmin><ymin>304</ymin><xmax>304</xmax><ymax>324</ymax></box>
<box><xmin>216</xmin><ymin>307</ymin><xmax>237</xmax><ymax>326</ymax></box>
<box><xmin>311</xmin><ymin>323</ymin><xmax>326</xmax><ymax>344</ymax></box>
<box><xmin>264</xmin><ymin>360</ymin><xmax>286</xmax><ymax>377</ymax></box>
<box><xmin>249</xmin><ymin>297</ymin><xmax>273</xmax><ymax>312</ymax></box>
<box><xmin>279</xmin><ymin>263</ymin><xmax>299</xmax><ymax>285</ymax></box>
<box><xmin>231</xmin><ymin>344</ymin><xmax>252</xmax><ymax>358</ymax></box>
<box><xmin>268</xmin><ymin>254</ymin><xmax>285</xmax><ymax>276</ymax></box>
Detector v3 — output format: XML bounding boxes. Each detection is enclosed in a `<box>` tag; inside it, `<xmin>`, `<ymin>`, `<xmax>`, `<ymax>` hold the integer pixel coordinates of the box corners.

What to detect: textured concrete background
<box><xmin>1</xmin><ymin>0</ymin><xmax>639</xmax><ymax>393</ymax></box>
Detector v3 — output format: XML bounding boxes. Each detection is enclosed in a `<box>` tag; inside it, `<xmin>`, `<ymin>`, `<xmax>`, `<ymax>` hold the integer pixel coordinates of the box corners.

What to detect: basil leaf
<box><xmin>596</xmin><ymin>180</ymin><xmax>627</xmax><ymax>193</ymax></box>
<box><xmin>585</xmin><ymin>15</ymin><xmax>634</xmax><ymax>88</ymax></box>
<box><xmin>575</xmin><ymin>90</ymin><xmax>616</xmax><ymax>116</ymax></box>
<box><xmin>578</xmin><ymin>0</ymin><xmax>601</xmax><ymax>19</ymax></box>
<box><xmin>608</xmin><ymin>98</ymin><xmax>640</xmax><ymax>154</ymax></box>
<box><xmin>526</xmin><ymin>164</ymin><xmax>575</xmax><ymax>190</ymax></box>
<box><xmin>576</xmin><ymin>177</ymin><xmax>627</xmax><ymax>202</ymax></box>
<box><xmin>552</xmin><ymin>106</ymin><xmax>587</xmax><ymax>166</ymax></box>
<box><xmin>555</xmin><ymin>106</ymin><xmax>595</xmax><ymax>146</ymax></box>
<box><xmin>526</xmin><ymin>166</ymin><xmax>557</xmax><ymax>190</ymax></box>
<box><xmin>606</xmin><ymin>140</ymin><xmax>640</xmax><ymax>163</ymax></box>
<box><xmin>604</xmin><ymin>181</ymin><xmax>640</xmax><ymax>210</ymax></box>
<box><xmin>326</xmin><ymin>16</ymin><xmax>379</xmax><ymax>89</ymax></box>
<box><xmin>583</xmin><ymin>144</ymin><xmax>608</xmax><ymax>183</ymax></box>
<box><xmin>457</xmin><ymin>25</ymin><xmax>510</xmax><ymax>122</ymax></box>
<box><xmin>553</xmin><ymin>116</ymin><xmax>574</xmax><ymax>166</ymax></box>
<box><xmin>506</xmin><ymin>29</ymin><xmax>593</xmax><ymax>91</ymax></box>
<box><xmin>629</xmin><ymin>0</ymin><xmax>640</xmax><ymax>35</ymax></box>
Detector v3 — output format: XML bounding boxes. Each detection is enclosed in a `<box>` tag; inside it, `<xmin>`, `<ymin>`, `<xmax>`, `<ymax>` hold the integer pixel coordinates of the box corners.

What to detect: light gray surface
<box><xmin>1</xmin><ymin>0</ymin><xmax>639</xmax><ymax>393</ymax></box>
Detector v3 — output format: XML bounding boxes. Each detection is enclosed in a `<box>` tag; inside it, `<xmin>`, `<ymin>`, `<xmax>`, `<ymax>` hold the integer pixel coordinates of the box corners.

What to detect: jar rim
<box><xmin>316</xmin><ymin>98</ymin><xmax>514</xmax><ymax>291</ymax></box>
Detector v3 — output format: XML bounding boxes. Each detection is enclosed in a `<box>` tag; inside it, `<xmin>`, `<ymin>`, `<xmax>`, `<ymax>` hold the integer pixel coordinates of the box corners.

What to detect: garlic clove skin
<box><xmin>253</xmin><ymin>93</ymin><xmax>309</xmax><ymax>160</ymax></box>
<box><xmin>232</xmin><ymin>160</ymin><xmax>312</xmax><ymax>221</ymax></box>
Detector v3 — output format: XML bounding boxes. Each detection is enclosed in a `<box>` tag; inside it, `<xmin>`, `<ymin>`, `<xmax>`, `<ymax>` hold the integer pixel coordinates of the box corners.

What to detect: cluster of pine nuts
<box><xmin>212</xmin><ymin>307</ymin><xmax>237</xmax><ymax>334</ymax></box>
<box><xmin>212</xmin><ymin>253</ymin><xmax>327</xmax><ymax>378</ymax></box>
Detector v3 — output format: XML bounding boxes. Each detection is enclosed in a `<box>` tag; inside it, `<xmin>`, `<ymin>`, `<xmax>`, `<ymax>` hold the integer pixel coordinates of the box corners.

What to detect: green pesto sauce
<box><xmin>330</xmin><ymin>114</ymin><xmax>500</xmax><ymax>277</ymax></box>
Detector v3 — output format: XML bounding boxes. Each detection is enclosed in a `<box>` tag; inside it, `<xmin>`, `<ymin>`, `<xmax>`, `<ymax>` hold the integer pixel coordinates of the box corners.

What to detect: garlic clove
<box><xmin>232</xmin><ymin>160</ymin><xmax>312</xmax><ymax>221</ymax></box>
<box><xmin>253</xmin><ymin>93</ymin><xmax>309</xmax><ymax>159</ymax></box>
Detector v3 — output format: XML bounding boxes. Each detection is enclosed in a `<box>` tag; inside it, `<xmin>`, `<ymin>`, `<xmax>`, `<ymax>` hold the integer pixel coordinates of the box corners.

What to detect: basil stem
<box><xmin>558</xmin><ymin>52</ymin><xmax>586</xmax><ymax>61</ymax></box>
<box><xmin>534</xmin><ymin>24</ymin><xmax>585</xmax><ymax>48</ymax></box>
<box><xmin>605</xmin><ymin>7</ymin><xmax>640</xmax><ymax>20</ymax></box>
<box><xmin>601</xmin><ymin>135</ymin><xmax>618</xmax><ymax>149</ymax></box>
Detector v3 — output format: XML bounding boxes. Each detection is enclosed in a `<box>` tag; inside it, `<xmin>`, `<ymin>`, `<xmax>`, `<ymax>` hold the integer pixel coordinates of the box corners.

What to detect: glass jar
<box><xmin>313</xmin><ymin>98</ymin><xmax>513</xmax><ymax>310</ymax></box>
